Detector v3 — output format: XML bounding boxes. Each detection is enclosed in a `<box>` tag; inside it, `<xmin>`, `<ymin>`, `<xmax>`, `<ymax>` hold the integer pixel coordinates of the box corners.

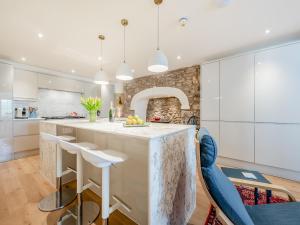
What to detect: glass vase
<box><xmin>89</xmin><ymin>110</ymin><xmax>97</xmax><ymax>123</ymax></box>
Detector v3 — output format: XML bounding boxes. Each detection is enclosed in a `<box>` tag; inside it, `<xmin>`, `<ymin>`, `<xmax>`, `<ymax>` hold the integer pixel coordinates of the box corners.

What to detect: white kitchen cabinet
<box><xmin>38</xmin><ymin>73</ymin><xmax>94</xmax><ymax>94</ymax></box>
<box><xmin>13</xmin><ymin>120</ymin><xmax>40</xmax><ymax>136</ymax></box>
<box><xmin>13</xmin><ymin>119</ymin><xmax>40</xmax><ymax>156</ymax></box>
<box><xmin>200</xmin><ymin>62</ymin><xmax>219</xmax><ymax>121</ymax></box>
<box><xmin>255</xmin><ymin>43</ymin><xmax>300</xmax><ymax>123</ymax></box>
<box><xmin>14</xmin><ymin>135</ymin><xmax>39</xmax><ymax>152</ymax></box>
<box><xmin>0</xmin><ymin>63</ymin><xmax>13</xmax><ymax>99</ymax></box>
<box><xmin>13</xmin><ymin>69</ymin><xmax>38</xmax><ymax>99</ymax></box>
<box><xmin>200</xmin><ymin>121</ymin><xmax>220</xmax><ymax>147</ymax></box>
<box><xmin>38</xmin><ymin>74</ymin><xmax>55</xmax><ymax>89</ymax></box>
<box><xmin>220</xmin><ymin>55</ymin><xmax>254</xmax><ymax>122</ymax></box>
<box><xmin>255</xmin><ymin>123</ymin><xmax>300</xmax><ymax>172</ymax></box>
<box><xmin>220</xmin><ymin>122</ymin><xmax>254</xmax><ymax>162</ymax></box>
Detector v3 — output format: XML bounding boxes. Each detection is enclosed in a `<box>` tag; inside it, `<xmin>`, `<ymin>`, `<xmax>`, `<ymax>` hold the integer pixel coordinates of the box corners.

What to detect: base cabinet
<box><xmin>255</xmin><ymin>123</ymin><xmax>300</xmax><ymax>172</ymax></box>
<box><xmin>220</xmin><ymin>122</ymin><xmax>254</xmax><ymax>163</ymax></box>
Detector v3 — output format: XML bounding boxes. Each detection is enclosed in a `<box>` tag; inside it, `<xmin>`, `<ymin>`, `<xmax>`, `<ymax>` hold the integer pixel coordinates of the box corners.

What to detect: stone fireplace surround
<box><xmin>123</xmin><ymin>65</ymin><xmax>200</xmax><ymax>126</ymax></box>
<box><xmin>146</xmin><ymin>97</ymin><xmax>182</xmax><ymax>124</ymax></box>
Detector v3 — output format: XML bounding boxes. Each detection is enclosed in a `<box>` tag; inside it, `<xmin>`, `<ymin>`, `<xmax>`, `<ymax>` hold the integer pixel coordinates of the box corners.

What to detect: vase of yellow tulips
<box><xmin>80</xmin><ymin>97</ymin><xmax>103</xmax><ymax>122</ymax></box>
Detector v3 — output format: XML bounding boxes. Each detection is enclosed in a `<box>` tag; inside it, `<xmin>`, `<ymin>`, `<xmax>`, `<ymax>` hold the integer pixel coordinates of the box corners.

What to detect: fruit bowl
<box><xmin>124</xmin><ymin>115</ymin><xmax>148</xmax><ymax>127</ymax></box>
<box><xmin>123</xmin><ymin>122</ymin><xmax>150</xmax><ymax>127</ymax></box>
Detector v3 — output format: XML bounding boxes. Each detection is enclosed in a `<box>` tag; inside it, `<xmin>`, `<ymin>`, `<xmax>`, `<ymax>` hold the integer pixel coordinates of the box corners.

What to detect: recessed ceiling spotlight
<box><xmin>265</xmin><ymin>29</ymin><xmax>271</xmax><ymax>35</ymax></box>
<box><xmin>179</xmin><ymin>17</ymin><xmax>188</xmax><ymax>27</ymax></box>
<box><xmin>21</xmin><ymin>57</ymin><xmax>26</xmax><ymax>62</ymax></box>
<box><xmin>38</xmin><ymin>33</ymin><xmax>44</xmax><ymax>38</ymax></box>
<box><xmin>131</xmin><ymin>69</ymin><xmax>135</xmax><ymax>73</ymax></box>
<box><xmin>98</xmin><ymin>56</ymin><xmax>102</xmax><ymax>61</ymax></box>
<box><xmin>71</xmin><ymin>69</ymin><xmax>76</xmax><ymax>73</ymax></box>
<box><xmin>176</xmin><ymin>55</ymin><xmax>182</xmax><ymax>60</ymax></box>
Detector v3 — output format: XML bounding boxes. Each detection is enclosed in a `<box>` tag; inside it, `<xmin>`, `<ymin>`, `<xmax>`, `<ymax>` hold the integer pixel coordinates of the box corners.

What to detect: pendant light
<box><xmin>94</xmin><ymin>35</ymin><xmax>109</xmax><ymax>85</ymax></box>
<box><xmin>148</xmin><ymin>0</ymin><xmax>168</xmax><ymax>73</ymax></box>
<box><xmin>116</xmin><ymin>19</ymin><xmax>133</xmax><ymax>81</ymax></box>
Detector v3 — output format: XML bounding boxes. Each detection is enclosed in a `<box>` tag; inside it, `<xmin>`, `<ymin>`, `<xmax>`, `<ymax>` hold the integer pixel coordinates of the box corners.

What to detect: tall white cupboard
<box><xmin>200</xmin><ymin>42</ymin><xmax>300</xmax><ymax>180</ymax></box>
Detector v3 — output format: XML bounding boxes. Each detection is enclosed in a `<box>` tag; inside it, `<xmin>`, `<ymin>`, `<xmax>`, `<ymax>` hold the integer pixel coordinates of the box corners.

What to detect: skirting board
<box><xmin>217</xmin><ymin>157</ymin><xmax>300</xmax><ymax>182</ymax></box>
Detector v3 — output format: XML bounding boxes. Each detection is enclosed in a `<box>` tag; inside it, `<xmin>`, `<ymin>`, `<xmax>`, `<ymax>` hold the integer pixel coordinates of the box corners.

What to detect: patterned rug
<box><xmin>204</xmin><ymin>185</ymin><xmax>289</xmax><ymax>225</ymax></box>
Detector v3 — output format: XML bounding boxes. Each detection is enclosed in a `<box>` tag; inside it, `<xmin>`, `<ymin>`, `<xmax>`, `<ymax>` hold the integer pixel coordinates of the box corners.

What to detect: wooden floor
<box><xmin>0</xmin><ymin>155</ymin><xmax>299</xmax><ymax>225</ymax></box>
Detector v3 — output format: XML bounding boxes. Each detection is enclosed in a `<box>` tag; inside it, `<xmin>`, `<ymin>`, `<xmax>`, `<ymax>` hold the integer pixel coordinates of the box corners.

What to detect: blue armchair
<box><xmin>196</xmin><ymin>128</ymin><xmax>300</xmax><ymax>225</ymax></box>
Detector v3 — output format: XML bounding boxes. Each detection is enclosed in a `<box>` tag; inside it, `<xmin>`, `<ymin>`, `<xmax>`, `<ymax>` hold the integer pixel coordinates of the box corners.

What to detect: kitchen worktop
<box><xmin>41</xmin><ymin>119</ymin><xmax>195</xmax><ymax>140</ymax></box>
<box><xmin>14</xmin><ymin>118</ymin><xmax>45</xmax><ymax>121</ymax></box>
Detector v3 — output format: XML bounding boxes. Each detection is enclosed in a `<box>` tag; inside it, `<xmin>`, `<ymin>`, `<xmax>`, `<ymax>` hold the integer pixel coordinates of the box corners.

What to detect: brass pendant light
<box><xmin>116</xmin><ymin>19</ymin><xmax>133</xmax><ymax>81</ymax></box>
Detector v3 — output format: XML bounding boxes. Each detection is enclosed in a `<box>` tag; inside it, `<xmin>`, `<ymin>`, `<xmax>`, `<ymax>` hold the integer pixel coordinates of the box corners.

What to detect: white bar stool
<box><xmin>39</xmin><ymin>132</ymin><xmax>99</xmax><ymax>213</ymax></box>
<box><xmin>39</xmin><ymin>132</ymin><xmax>78</xmax><ymax>212</ymax></box>
<box><xmin>80</xmin><ymin>148</ymin><xmax>131</xmax><ymax>225</ymax></box>
<box><xmin>56</xmin><ymin>140</ymin><xmax>100</xmax><ymax>225</ymax></box>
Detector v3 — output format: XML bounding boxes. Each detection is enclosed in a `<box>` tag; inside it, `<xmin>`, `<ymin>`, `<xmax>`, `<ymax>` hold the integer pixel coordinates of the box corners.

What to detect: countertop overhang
<box><xmin>41</xmin><ymin>119</ymin><xmax>195</xmax><ymax>140</ymax></box>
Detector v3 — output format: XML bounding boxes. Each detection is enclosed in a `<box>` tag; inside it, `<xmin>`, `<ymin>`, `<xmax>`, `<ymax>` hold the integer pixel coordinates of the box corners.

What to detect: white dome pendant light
<box><xmin>116</xmin><ymin>19</ymin><xmax>133</xmax><ymax>81</ymax></box>
<box><xmin>94</xmin><ymin>35</ymin><xmax>109</xmax><ymax>85</ymax></box>
<box><xmin>148</xmin><ymin>0</ymin><xmax>168</xmax><ymax>73</ymax></box>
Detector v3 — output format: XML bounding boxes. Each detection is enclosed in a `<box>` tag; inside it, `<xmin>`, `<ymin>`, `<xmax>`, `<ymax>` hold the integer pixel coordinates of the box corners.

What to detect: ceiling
<box><xmin>0</xmin><ymin>0</ymin><xmax>300</xmax><ymax>81</ymax></box>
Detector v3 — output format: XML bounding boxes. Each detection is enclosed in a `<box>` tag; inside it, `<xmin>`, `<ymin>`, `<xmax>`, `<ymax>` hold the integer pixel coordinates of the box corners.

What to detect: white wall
<box><xmin>200</xmin><ymin>41</ymin><xmax>300</xmax><ymax>180</ymax></box>
<box><xmin>100</xmin><ymin>84</ymin><xmax>115</xmax><ymax>118</ymax></box>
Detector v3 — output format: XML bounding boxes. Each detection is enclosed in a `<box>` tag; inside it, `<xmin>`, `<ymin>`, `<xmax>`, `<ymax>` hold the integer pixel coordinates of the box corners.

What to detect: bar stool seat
<box><xmin>81</xmin><ymin>149</ymin><xmax>127</xmax><ymax>168</ymax></box>
<box><xmin>59</xmin><ymin>141</ymin><xmax>98</xmax><ymax>155</ymax></box>
<box><xmin>57</xmin><ymin>135</ymin><xmax>76</xmax><ymax>142</ymax></box>
<box><xmin>80</xmin><ymin>148</ymin><xmax>130</xmax><ymax>225</ymax></box>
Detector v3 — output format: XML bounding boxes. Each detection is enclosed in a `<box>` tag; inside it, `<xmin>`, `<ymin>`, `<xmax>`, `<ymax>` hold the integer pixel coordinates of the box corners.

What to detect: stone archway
<box><xmin>130</xmin><ymin>87</ymin><xmax>190</xmax><ymax>120</ymax></box>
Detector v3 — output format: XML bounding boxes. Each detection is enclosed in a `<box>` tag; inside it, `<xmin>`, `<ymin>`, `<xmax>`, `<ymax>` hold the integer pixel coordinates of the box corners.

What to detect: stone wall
<box><xmin>146</xmin><ymin>97</ymin><xmax>182</xmax><ymax>123</ymax></box>
<box><xmin>123</xmin><ymin>65</ymin><xmax>200</xmax><ymax>126</ymax></box>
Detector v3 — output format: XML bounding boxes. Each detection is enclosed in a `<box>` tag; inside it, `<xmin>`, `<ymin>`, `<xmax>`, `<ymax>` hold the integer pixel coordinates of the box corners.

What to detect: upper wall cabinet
<box><xmin>13</xmin><ymin>69</ymin><xmax>38</xmax><ymax>100</ymax></box>
<box><xmin>200</xmin><ymin>62</ymin><xmax>220</xmax><ymax>121</ymax></box>
<box><xmin>0</xmin><ymin>63</ymin><xmax>13</xmax><ymax>99</ymax></box>
<box><xmin>255</xmin><ymin>43</ymin><xmax>300</xmax><ymax>123</ymax></box>
<box><xmin>38</xmin><ymin>74</ymin><xmax>85</xmax><ymax>93</ymax></box>
<box><xmin>220</xmin><ymin>55</ymin><xmax>254</xmax><ymax>122</ymax></box>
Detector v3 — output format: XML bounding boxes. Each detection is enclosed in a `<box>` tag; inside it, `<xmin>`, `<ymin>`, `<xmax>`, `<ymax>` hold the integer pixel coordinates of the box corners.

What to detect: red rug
<box><xmin>204</xmin><ymin>185</ymin><xmax>289</xmax><ymax>225</ymax></box>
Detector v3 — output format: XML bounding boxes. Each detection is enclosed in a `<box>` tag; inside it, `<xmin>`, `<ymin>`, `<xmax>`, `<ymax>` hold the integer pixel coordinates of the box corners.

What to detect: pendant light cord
<box><xmin>157</xmin><ymin>5</ymin><xmax>160</xmax><ymax>50</ymax></box>
<box><xmin>123</xmin><ymin>25</ymin><xmax>126</xmax><ymax>63</ymax></box>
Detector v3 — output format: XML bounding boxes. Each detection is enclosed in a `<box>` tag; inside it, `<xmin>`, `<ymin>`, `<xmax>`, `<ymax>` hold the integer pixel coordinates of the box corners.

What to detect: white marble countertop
<box><xmin>41</xmin><ymin>119</ymin><xmax>195</xmax><ymax>140</ymax></box>
<box><xmin>14</xmin><ymin>118</ymin><xmax>45</xmax><ymax>121</ymax></box>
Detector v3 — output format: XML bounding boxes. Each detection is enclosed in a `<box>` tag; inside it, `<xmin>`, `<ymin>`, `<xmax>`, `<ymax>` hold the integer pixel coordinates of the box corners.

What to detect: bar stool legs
<box><xmin>102</xmin><ymin>166</ymin><xmax>110</xmax><ymax>225</ymax></box>
<box><xmin>80</xmin><ymin>148</ymin><xmax>131</xmax><ymax>225</ymax></box>
<box><xmin>56</xmin><ymin>145</ymin><xmax>100</xmax><ymax>225</ymax></box>
<box><xmin>100</xmin><ymin>166</ymin><xmax>131</xmax><ymax>225</ymax></box>
<box><xmin>39</xmin><ymin>143</ymin><xmax>77</xmax><ymax>212</ymax></box>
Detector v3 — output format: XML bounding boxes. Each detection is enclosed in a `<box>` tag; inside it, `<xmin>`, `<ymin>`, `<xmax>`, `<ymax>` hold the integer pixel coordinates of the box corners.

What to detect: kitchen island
<box><xmin>39</xmin><ymin>119</ymin><xmax>196</xmax><ymax>225</ymax></box>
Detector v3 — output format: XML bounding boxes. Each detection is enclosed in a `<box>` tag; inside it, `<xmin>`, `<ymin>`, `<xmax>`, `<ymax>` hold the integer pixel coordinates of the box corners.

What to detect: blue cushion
<box><xmin>200</xmin><ymin>135</ymin><xmax>218</xmax><ymax>167</ymax></box>
<box><xmin>200</xmin><ymin>135</ymin><xmax>254</xmax><ymax>225</ymax></box>
<box><xmin>246</xmin><ymin>202</ymin><xmax>300</xmax><ymax>225</ymax></box>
